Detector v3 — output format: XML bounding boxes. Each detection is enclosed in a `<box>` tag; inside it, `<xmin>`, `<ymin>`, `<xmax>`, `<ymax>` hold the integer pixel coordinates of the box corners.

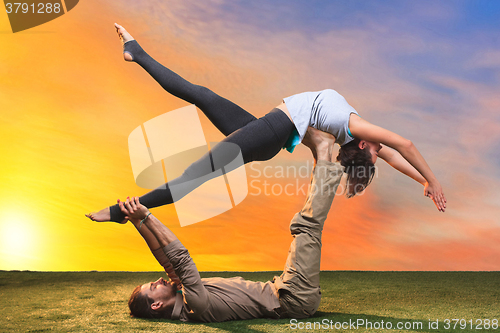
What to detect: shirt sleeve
<box><xmin>163</xmin><ymin>240</ymin><xmax>210</xmax><ymax>315</ymax></box>
<box><xmin>151</xmin><ymin>247</ymin><xmax>181</xmax><ymax>286</ymax></box>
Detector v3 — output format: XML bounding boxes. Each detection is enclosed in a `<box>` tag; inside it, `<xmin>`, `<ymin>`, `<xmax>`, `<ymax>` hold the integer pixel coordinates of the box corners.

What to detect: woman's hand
<box><xmin>424</xmin><ymin>181</ymin><xmax>447</xmax><ymax>212</ymax></box>
<box><xmin>118</xmin><ymin>196</ymin><xmax>150</xmax><ymax>223</ymax></box>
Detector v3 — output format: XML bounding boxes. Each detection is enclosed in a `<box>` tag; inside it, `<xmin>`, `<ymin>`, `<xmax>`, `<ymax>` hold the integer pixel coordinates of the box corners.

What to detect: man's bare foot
<box><xmin>114</xmin><ymin>23</ymin><xmax>135</xmax><ymax>61</ymax></box>
<box><xmin>302</xmin><ymin>127</ymin><xmax>336</xmax><ymax>162</ymax></box>
<box><xmin>85</xmin><ymin>207</ymin><xmax>128</xmax><ymax>224</ymax></box>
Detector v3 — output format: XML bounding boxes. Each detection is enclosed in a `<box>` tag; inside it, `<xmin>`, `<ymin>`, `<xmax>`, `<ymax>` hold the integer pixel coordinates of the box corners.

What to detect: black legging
<box><xmin>109</xmin><ymin>40</ymin><xmax>295</xmax><ymax>222</ymax></box>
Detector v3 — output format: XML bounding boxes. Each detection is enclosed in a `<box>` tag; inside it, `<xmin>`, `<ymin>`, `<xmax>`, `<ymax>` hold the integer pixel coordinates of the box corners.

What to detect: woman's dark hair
<box><xmin>336</xmin><ymin>138</ymin><xmax>376</xmax><ymax>198</ymax></box>
<box><xmin>128</xmin><ymin>285</ymin><xmax>171</xmax><ymax>319</ymax></box>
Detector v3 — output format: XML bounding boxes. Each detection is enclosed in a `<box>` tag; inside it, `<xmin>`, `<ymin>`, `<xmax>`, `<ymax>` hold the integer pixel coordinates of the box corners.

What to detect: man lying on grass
<box><xmin>114</xmin><ymin>127</ymin><xmax>343</xmax><ymax>322</ymax></box>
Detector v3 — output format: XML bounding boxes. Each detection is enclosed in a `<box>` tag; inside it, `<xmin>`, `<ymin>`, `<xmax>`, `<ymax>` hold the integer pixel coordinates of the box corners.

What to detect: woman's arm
<box><xmin>378</xmin><ymin>145</ymin><xmax>426</xmax><ymax>185</ymax></box>
<box><xmin>350</xmin><ymin>115</ymin><xmax>447</xmax><ymax>212</ymax></box>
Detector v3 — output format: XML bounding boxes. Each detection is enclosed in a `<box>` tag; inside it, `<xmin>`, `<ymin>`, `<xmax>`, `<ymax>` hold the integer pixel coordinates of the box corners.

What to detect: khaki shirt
<box><xmin>164</xmin><ymin>240</ymin><xmax>281</xmax><ymax>322</ymax></box>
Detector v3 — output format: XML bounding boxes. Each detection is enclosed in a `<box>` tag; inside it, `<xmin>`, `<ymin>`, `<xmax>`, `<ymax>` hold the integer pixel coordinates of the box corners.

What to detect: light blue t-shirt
<box><xmin>283</xmin><ymin>89</ymin><xmax>358</xmax><ymax>152</ymax></box>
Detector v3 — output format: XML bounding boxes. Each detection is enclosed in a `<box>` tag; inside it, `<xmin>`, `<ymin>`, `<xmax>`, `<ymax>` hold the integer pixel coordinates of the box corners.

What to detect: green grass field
<box><xmin>1</xmin><ymin>271</ymin><xmax>498</xmax><ymax>332</ymax></box>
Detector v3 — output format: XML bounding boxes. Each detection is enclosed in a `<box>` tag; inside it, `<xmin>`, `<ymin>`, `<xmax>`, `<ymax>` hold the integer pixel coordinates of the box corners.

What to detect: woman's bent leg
<box><xmin>109</xmin><ymin>109</ymin><xmax>294</xmax><ymax>222</ymax></box>
<box><xmin>124</xmin><ymin>40</ymin><xmax>256</xmax><ymax>136</ymax></box>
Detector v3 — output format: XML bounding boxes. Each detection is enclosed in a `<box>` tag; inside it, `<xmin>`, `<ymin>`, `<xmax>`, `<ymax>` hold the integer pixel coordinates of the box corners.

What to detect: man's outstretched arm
<box><xmin>119</xmin><ymin>197</ymin><xmax>210</xmax><ymax>316</ymax></box>
<box><xmin>121</xmin><ymin>205</ymin><xmax>181</xmax><ymax>285</ymax></box>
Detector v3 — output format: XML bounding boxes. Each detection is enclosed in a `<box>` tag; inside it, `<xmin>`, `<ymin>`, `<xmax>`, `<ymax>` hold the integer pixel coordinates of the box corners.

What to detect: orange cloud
<box><xmin>1</xmin><ymin>0</ymin><xmax>499</xmax><ymax>272</ymax></box>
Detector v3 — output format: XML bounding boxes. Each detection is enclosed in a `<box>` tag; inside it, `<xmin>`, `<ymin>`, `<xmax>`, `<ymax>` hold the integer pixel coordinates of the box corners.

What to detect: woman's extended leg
<box><xmin>85</xmin><ymin>25</ymin><xmax>295</xmax><ymax>222</ymax></box>
<box><xmin>99</xmin><ymin>109</ymin><xmax>293</xmax><ymax>222</ymax></box>
<box><xmin>87</xmin><ymin>107</ymin><xmax>294</xmax><ymax>223</ymax></box>
<box><xmin>117</xmin><ymin>23</ymin><xmax>256</xmax><ymax>136</ymax></box>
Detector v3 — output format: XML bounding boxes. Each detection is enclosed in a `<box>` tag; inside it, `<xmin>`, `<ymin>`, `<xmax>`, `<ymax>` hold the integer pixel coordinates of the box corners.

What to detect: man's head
<box><xmin>128</xmin><ymin>277</ymin><xmax>177</xmax><ymax>318</ymax></box>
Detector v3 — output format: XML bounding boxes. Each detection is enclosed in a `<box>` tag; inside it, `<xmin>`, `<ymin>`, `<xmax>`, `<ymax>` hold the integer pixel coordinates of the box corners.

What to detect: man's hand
<box><xmin>118</xmin><ymin>196</ymin><xmax>150</xmax><ymax>224</ymax></box>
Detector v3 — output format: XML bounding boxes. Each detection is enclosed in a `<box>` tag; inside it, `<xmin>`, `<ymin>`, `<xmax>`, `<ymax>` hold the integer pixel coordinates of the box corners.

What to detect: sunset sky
<box><xmin>1</xmin><ymin>0</ymin><xmax>499</xmax><ymax>272</ymax></box>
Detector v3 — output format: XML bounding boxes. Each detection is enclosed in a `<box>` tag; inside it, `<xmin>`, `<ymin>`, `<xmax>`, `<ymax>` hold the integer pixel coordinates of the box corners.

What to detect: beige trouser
<box><xmin>273</xmin><ymin>160</ymin><xmax>344</xmax><ymax>319</ymax></box>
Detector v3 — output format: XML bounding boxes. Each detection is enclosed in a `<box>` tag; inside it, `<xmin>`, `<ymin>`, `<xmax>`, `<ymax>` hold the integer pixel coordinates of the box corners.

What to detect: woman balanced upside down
<box><xmin>86</xmin><ymin>23</ymin><xmax>446</xmax><ymax>223</ymax></box>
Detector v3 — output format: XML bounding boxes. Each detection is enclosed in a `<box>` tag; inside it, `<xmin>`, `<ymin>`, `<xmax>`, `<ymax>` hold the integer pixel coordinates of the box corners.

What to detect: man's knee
<box><xmin>279</xmin><ymin>289</ymin><xmax>321</xmax><ymax>319</ymax></box>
